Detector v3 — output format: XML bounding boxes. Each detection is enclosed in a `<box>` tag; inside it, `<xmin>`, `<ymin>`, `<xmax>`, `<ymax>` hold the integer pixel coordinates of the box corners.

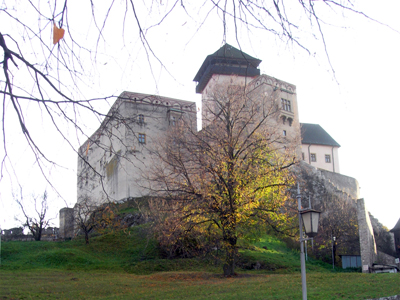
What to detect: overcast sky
<box><xmin>1</xmin><ymin>0</ymin><xmax>399</xmax><ymax>230</ymax></box>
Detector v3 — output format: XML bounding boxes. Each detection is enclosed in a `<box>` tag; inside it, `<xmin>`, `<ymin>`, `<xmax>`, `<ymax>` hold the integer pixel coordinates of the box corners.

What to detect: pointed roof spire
<box><xmin>193</xmin><ymin>44</ymin><xmax>261</xmax><ymax>94</ymax></box>
<box><xmin>210</xmin><ymin>43</ymin><xmax>261</xmax><ymax>62</ymax></box>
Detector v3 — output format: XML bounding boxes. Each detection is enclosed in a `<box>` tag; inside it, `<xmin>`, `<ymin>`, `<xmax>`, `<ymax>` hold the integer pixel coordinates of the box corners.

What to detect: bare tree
<box><xmin>74</xmin><ymin>197</ymin><xmax>98</xmax><ymax>245</ymax></box>
<box><xmin>75</xmin><ymin>196</ymin><xmax>123</xmax><ymax>244</ymax></box>
<box><xmin>147</xmin><ymin>84</ymin><xmax>298</xmax><ymax>276</ymax></box>
<box><xmin>0</xmin><ymin>1</ymin><xmax>381</xmax><ymax>191</ymax></box>
<box><xmin>15</xmin><ymin>190</ymin><xmax>52</xmax><ymax>241</ymax></box>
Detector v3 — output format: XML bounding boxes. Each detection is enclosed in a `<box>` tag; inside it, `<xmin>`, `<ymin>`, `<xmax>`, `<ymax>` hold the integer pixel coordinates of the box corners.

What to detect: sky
<box><xmin>0</xmin><ymin>0</ymin><xmax>399</xmax><ymax>230</ymax></box>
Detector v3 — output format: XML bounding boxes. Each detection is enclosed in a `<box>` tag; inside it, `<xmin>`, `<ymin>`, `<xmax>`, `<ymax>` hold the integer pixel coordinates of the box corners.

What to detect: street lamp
<box><xmin>332</xmin><ymin>236</ymin><xmax>336</xmax><ymax>269</ymax></box>
<box><xmin>297</xmin><ymin>184</ymin><xmax>321</xmax><ymax>300</ymax></box>
<box><xmin>301</xmin><ymin>209</ymin><xmax>321</xmax><ymax>238</ymax></box>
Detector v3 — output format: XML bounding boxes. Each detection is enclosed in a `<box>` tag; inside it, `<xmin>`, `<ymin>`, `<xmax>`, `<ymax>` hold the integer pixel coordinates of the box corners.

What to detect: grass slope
<box><xmin>1</xmin><ymin>228</ymin><xmax>399</xmax><ymax>299</ymax></box>
<box><xmin>1</xmin><ymin>225</ymin><xmax>159</xmax><ymax>272</ymax></box>
<box><xmin>1</xmin><ymin>270</ymin><xmax>399</xmax><ymax>299</ymax></box>
<box><xmin>0</xmin><ymin>227</ymin><xmax>330</xmax><ymax>274</ymax></box>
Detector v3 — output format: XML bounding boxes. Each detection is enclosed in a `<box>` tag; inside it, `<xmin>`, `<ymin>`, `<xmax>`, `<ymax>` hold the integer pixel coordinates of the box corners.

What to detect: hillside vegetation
<box><xmin>0</xmin><ymin>225</ymin><xmax>331</xmax><ymax>274</ymax></box>
<box><xmin>1</xmin><ymin>228</ymin><xmax>400</xmax><ymax>299</ymax></box>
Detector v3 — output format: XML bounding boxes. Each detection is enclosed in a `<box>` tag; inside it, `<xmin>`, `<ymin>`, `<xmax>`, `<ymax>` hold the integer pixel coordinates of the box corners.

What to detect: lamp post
<box><xmin>297</xmin><ymin>184</ymin><xmax>321</xmax><ymax>300</ymax></box>
<box><xmin>332</xmin><ymin>236</ymin><xmax>336</xmax><ymax>270</ymax></box>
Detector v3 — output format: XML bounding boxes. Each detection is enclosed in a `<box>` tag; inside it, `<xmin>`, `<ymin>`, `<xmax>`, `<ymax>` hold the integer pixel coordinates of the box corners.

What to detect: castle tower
<box><xmin>194</xmin><ymin>44</ymin><xmax>301</xmax><ymax>151</ymax></box>
<box><xmin>193</xmin><ymin>44</ymin><xmax>261</xmax><ymax>94</ymax></box>
<box><xmin>193</xmin><ymin>44</ymin><xmax>262</xmax><ymax>127</ymax></box>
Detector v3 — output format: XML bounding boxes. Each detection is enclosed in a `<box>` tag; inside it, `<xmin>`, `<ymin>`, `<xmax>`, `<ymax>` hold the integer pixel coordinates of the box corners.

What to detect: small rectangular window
<box><xmin>138</xmin><ymin>133</ymin><xmax>146</xmax><ymax>144</ymax></box>
<box><xmin>138</xmin><ymin>114</ymin><xmax>144</xmax><ymax>125</ymax></box>
<box><xmin>283</xmin><ymin>130</ymin><xmax>287</xmax><ymax>137</ymax></box>
<box><xmin>325</xmin><ymin>154</ymin><xmax>331</xmax><ymax>163</ymax></box>
<box><xmin>171</xmin><ymin>116</ymin><xmax>176</xmax><ymax>126</ymax></box>
<box><xmin>302</xmin><ymin>152</ymin><xmax>305</xmax><ymax>160</ymax></box>
<box><xmin>311</xmin><ymin>153</ymin><xmax>316</xmax><ymax>162</ymax></box>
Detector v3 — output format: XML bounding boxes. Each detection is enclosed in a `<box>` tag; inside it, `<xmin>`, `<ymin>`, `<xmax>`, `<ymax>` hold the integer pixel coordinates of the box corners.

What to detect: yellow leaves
<box><xmin>53</xmin><ymin>22</ymin><xmax>65</xmax><ymax>45</ymax></box>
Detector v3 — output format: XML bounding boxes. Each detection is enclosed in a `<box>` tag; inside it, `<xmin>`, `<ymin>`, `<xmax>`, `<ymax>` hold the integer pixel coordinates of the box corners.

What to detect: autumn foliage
<box><xmin>147</xmin><ymin>85</ymin><xmax>298</xmax><ymax>276</ymax></box>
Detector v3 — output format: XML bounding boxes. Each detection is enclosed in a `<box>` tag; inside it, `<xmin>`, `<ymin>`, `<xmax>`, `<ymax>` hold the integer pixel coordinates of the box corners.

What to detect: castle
<box><xmin>59</xmin><ymin>44</ymin><xmax>398</xmax><ymax>272</ymax></box>
<box><xmin>75</xmin><ymin>44</ymin><xmax>342</xmax><ymax>205</ymax></box>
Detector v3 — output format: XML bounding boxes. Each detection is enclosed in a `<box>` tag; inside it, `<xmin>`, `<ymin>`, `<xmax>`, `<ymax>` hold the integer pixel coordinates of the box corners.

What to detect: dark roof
<box><xmin>193</xmin><ymin>44</ymin><xmax>261</xmax><ymax>93</ymax></box>
<box><xmin>210</xmin><ymin>44</ymin><xmax>261</xmax><ymax>62</ymax></box>
<box><xmin>301</xmin><ymin>123</ymin><xmax>340</xmax><ymax>147</ymax></box>
<box><xmin>390</xmin><ymin>218</ymin><xmax>400</xmax><ymax>232</ymax></box>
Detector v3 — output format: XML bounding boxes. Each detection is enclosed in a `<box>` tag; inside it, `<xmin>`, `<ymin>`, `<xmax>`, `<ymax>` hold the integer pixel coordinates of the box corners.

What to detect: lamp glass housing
<box><xmin>301</xmin><ymin>209</ymin><xmax>321</xmax><ymax>238</ymax></box>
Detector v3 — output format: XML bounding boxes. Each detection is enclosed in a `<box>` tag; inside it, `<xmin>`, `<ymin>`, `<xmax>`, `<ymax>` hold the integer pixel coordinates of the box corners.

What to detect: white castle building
<box><xmin>59</xmin><ymin>44</ymin><xmax>400</xmax><ymax>273</ymax></box>
<box><xmin>76</xmin><ymin>44</ymin><xmax>341</xmax><ymax>206</ymax></box>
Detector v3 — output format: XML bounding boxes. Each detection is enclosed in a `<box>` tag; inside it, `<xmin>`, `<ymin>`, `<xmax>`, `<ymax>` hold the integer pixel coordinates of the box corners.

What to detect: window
<box><xmin>171</xmin><ymin>116</ymin><xmax>176</xmax><ymax>126</ymax></box>
<box><xmin>311</xmin><ymin>153</ymin><xmax>316</xmax><ymax>162</ymax></box>
<box><xmin>138</xmin><ymin>133</ymin><xmax>146</xmax><ymax>144</ymax></box>
<box><xmin>302</xmin><ymin>152</ymin><xmax>305</xmax><ymax>160</ymax></box>
<box><xmin>325</xmin><ymin>154</ymin><xmax>331</xmax><ymax>163</ymax></box>
<box><xmin>281</xmin><ymin>99</ymin><xmax>291</xmax><ymax>112</ymax></box>
<box><xmin>283</xmin><ymin>130</ymin><xmax>287</xmax><ymax>136</ymax></box>
<box><xmin>138</xmin><ymin>114</ymin><xmax>144</xmax><ymax>125</ymax></box>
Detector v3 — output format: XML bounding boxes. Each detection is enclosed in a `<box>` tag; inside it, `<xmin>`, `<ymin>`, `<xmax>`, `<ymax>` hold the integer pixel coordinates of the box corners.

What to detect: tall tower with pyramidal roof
<box><xmin>193</xmin><ymin>44</ymin><xmax>261</xmax><ymax>94</ymax></box>
<box><xmin>194</xmin><ymin>44</ymin><xmax>301</xmax><ymax>148</ymax></box>
<box><xmin>194</xmin><ymin>44</ymin><xmax>263</xmax><ymax>127</ymax></box>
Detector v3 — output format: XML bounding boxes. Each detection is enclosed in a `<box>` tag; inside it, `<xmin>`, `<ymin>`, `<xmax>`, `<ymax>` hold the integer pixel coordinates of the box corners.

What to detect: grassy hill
<box><xmin>1</xmin><ymin>228</ymin><xmax>400</xmax><ymax>299</ymax></box>
<box><xmin>0</xmin><ymin>225</ymin><xmax>332</xmax><ymax>274</ymax></box>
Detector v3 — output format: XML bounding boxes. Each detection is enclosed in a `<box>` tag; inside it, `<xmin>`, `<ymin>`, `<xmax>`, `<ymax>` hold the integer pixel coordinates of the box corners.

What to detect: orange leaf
<box><xmin>53</xmin><ymin>22</ymin><xmax>65</xmax><ymax>44</ymax></box>
<box><xmin>86</xmin><ymin>142</ymin><xmax>90</xmax><ymax>156</ymax></box>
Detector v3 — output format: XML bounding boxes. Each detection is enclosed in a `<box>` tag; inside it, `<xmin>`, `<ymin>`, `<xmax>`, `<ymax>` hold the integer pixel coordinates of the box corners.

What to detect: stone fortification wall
<box><xmin>295</xmin><ymin>162</ymin><xmax>361</xmax><ymax>265</ymax></box>
<box><xmin>376</xmin><ymin>250</ymin><xmax>399</xmax><ymax>266</ymax></box>
<box><xmin>366</xmin><ymin>296</ymin><xmax>400</xmax><ymax>300</ymax></box>
<box><xmin>296</xmin><ymin>161</ymin><xmax>359</xmax><ymax>207</ymax></box>
<box><xmin>369</xmin><ymin>213</ymin><xmax>396</xmax><ymax>256</ymax></box>
<box><xmin>357</xmin><ymin>198</ymin><xmax>377</xmax><ymax>272</ymax></box>
<box><xmin>297</xmin><ymin>164</ymin><xmax>396</xmax><ymax>272</ymax></box>
<box><xmin>357</xmin><ymin>199</ymin><xmax>398</xmax><ymax>272</ymax></box>
<box><xmin>318</xmin><ymin>168</ymin><xmax>359</xmax><ymax>200</ymax></box>
<box><xmin>59</xmin><ymin>207</ymin><xmax>74</xmax><ymax>239</ymax></box>
<box><xmin>1</xmin><ymin>227</ymin><xmax>59</xmax><ymax>241</ymax></box>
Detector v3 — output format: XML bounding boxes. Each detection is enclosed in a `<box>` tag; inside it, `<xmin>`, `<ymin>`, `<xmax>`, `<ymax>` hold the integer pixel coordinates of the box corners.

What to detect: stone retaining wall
<box><xmin>366</xmin><ymin>295</ymin><xmax>400</xmax><ymax>300</ymax></box>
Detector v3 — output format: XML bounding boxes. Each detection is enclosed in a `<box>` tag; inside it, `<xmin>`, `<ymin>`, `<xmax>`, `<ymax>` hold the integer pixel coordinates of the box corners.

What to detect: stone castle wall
<box><xmin>357</xmin><ymin>198</ymin><xmax>377</xmax><ymax>272</ymax></box>
<box><xmin>296</xmin><ymin>162</ymin><xmax>398</xmax><ymax>271</ymax></box>
<box><xmin>376</xmin><ymin>250</ymin><xmax>398</xmax><ymax>266</ymax></box>
<box><xmin>296</xmin><ymin>161</ymin><xmax>359</xmax><ymax>207</ymax></box>
<box><xmin>1</xmin><ymin>227</ymin><xmax>60</xmax><ymax>241</ymax></box>
<box><xmin>59</xmin><ymin>207</ymin><xmax>74</xmax><ymax>239</ymax></box>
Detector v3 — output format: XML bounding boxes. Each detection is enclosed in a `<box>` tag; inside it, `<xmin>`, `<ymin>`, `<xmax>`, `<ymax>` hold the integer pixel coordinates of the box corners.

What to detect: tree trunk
<box><xmin>223</xmin><ymin>241</ymin><xmax>237</xmax><ymax>276</ymax></box>
<box><xmin>85</xmin><ymin>231</ymin><xmax>89</xmax><ymax>244</ymax></box>
<box><xmin>35</xmin><ymin>231</ymin><xmax>42</xmax><ymax>241</ymax></box>
<box><xmin>222</xmin><ymin>217</ymin><xmax>237</xmax><ymax>277</ymax></box>
<box><xmin>32</xmin><ymin>227</ymin><xmax>42</xmax><ymax>241</ymax></box>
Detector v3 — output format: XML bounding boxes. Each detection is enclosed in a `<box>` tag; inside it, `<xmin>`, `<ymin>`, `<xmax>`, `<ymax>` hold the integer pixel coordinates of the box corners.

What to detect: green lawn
<box><xmin>0</xmin><ymin>229</ymin><xmax>399</xmax><ymax>299</ymax></box>
<box><xmin>0</xmin><ymin>270</ymin><xmax>399</xmax><ymax>299</ymax></box>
